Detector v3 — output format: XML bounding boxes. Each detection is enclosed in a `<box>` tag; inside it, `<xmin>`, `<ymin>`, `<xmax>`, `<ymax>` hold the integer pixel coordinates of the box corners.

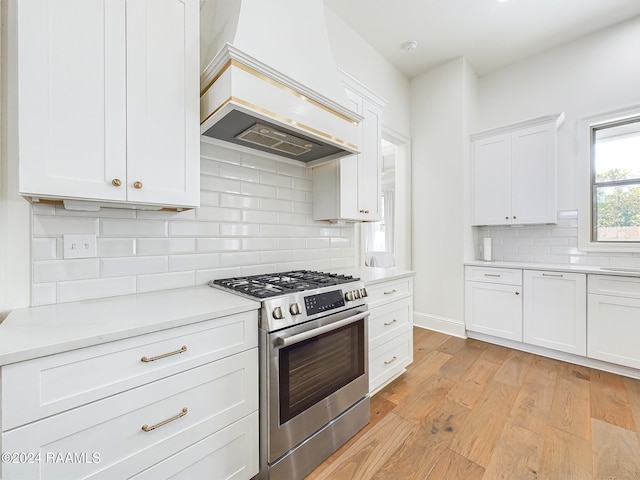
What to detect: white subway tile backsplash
<box><xmin>98</xmin><ymin>238</ymin><xmax>137</xmax><ymax>258</ymax></box>
<box><xmin>220</xmin><ymin>223</ymin><xmax>260</xmax><ymax>237</ymax></box>
<box><xmin>220</xmin><ymin>251</ymin><xmax>261</xmax><ymax>267</ymax></box>
<box><xmin>220</xmin><ymin>163</ymin><xmax>261</xmax><ymax>183</ymax></box>
<box><xmin>32</xmin><ymin>238</ymin><xmax>57</xmax><ymax>261</ymax></box>
<box><xmin>196</xmin><ymin>238</ymin><xmax>241</xmax><ymax>252</ymax></box>
<box><xmin>169</xmin><ymin>221</ymin><xmax>220</xmax><ymax>237</ymax></box>
<box><xmin>260</xmin><ymin>171</ymin><xmax>292</xmax><ymax>188</ymax></box>
<box><xmin>242</xmin><ymin>153</ymin><xmax>277</xmax><ymax>172</ymax></box>
<box><xmin>220</xmin><ymin>193</ymin><xmax>260</xmax><ymax>210</ymax></box>
<box><xmin>101</xmin><ymin>219</ymin><xmax>167</xmax><ymax>237</ymax></box>
<box><xmin>101</xmin><ymin>256</ymin><xmax>168</xmax><ymax>277</ymax></box>
<box><xmin>34</xmin><ymin>216</ymin><xmax>99</xmax><ymax>237</ymax></box>
<box><xmin>57</xmin><ymin>276</ymin><xmax>137</xmax><ymax>303</ymax></box>
<box><xmin>477</xmin><ymin>210</ymin><xmax>640</xmax><ymax>268</ymax></box>
<box><xmin>196</xmin><ymin>206</ymin><xmax>242</xmax><ymax>222</ymax></box>
<box><xmin>201</xmin><ymin>175</ymin><xmax>242</xmax><ymax>194</ymax></box>
<box><xmin>242</xmin><ymin>182</ymin><xmax>277</xmax><ymax>198</ymax></box>
<box><xmin>34</xmin><ymin>259</ymin><xmax>99</xmax><ymax>283</ymax></box>
<box><xmin>30</xmin><ymin>145</ymin><xmax>357</xmax><ymax>305</ymax></box>
<box><xmin>243</xmin><ymin>238</ymin><xmax>278</xmax><ymax>250</ymax></box>
<box><xmin>169</xmin><ymin>253</ymin><xmax>220</xmax><ymax>272</ymax></box>
<box><xmin>137</xmin><ymin>271</ymin><xmax>196</xmax><ymax>293</ymax></box>
<box><xmin>260</xmin><ymin>250</ymin><xmax>292</xmax><ymax>264</ymax></box>
<box><xmin>277</xmin><ymin>162</ymin><xmax>307</xmax><ymax>179</ymax></box>
<box><xmin>137</xmin><ymin>238</ymin><xmax>195</xmax><ymax>256</ymax></box>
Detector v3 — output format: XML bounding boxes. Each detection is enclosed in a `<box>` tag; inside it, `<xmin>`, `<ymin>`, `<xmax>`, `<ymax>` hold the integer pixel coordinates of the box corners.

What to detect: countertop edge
<box><xmin>464</xmin><ymin>260</ymin><xmax>640</xmax><ymax>278</ymax></box>
<box><xmin>0</xmin><ymin>286</ymin><xmax>260</xmax><ymax>366</ymax></box>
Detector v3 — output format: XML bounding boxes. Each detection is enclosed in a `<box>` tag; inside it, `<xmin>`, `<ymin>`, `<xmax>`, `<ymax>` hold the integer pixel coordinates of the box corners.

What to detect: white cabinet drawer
<box><xmin>369</xmin><ymin>331</ymin><xmax>413</xmax><ymax>394</ymax></box>
<box><xmin>129</xmin><ymin>413</ymin><xmax>258</xmax><ymax>480</ymax></box>
<box><xmin>368</xmin><ymin>297</ymin><xmax>412</xmax><ymax>351</ymax></box>
<box><xmin>2</xmin><ymin>311</ymin><xmax>257</xmax><ymax>431</ymax></box>
<box><xmin>1</xmin><ymin>348</ymin><xmax>258</xmax><ymax>479</ymax></box>
<box><xmin>588</xmin><ymin>274</ymin><xmax>640</xmax><ymax>298</ymax></box>
<box><xmin>366</xmin><ymin>277</ymin><xmax>413</xmax><ymax>308</ymax></box>
<box><xmin>465</xmin><ymin>266</ymin><xmax>522</xmax><ymax>286</ymax></box>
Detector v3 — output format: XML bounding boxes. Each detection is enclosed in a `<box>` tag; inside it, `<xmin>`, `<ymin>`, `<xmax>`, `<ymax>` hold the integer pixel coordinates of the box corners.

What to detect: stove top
<box><xmin>210</xmin><ymin>270</ymin><xmax>359</xmax><ymax>299</ymax></box>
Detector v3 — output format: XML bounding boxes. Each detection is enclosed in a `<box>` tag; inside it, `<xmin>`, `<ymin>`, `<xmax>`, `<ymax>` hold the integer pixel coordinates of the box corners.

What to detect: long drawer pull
<box><xmin>542</xmin><ymin>273</ymin><xmax>564</xmax><ymax>278</ymax></box>
<box><xmin>484</xmin><ymin>273</ymin><xmax>501</xmax><ymax>277</ymax></box>
<box><xmin>384</xmin><ymin>289</ymin><xmax>397</xmax><ymax>295</ymax></box>
<box><xmin>141</xmin><ymin>345</ymin><xmax>187</xmax><ymax>363</ymax></box>
<box><xmin>384</xmin><ymin>319</ymin><xmax>398</xmax><ymax>326</ymax></box>
<box><xmin>142</xmin><ymin>407</ymin><xmax>188</xmax><ymax>432</ymax></box>
<box><xmin>384</xmin><ymin>356</ymin><xmax>398</xmax><ymax>365</ymax></box>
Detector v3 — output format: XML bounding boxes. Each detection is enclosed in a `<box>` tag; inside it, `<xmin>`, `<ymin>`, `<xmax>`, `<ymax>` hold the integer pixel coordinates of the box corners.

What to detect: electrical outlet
<box><xmin>63</xmin><ymin>235</ymin><xmax>97</xmax><ymax>259</ymax></box>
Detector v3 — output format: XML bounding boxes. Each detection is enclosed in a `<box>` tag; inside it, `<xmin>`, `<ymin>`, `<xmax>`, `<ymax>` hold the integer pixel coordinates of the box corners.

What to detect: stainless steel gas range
<box><xmin>210</xmin><ymin>270</ymin><xmax>370</xmax><ymax>480</ymax></box>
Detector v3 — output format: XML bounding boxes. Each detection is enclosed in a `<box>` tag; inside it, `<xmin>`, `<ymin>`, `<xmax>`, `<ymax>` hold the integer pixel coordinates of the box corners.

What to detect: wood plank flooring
<box><xmin>306</xmin><ymin>327</ymin><xmax>640</xmax><ymax>479</ymax></box>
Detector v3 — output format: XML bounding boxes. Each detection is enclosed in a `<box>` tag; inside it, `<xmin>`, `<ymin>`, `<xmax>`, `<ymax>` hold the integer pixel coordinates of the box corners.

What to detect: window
<box><xmin>591</xmin><ymin>117</ymin><xmax>640</xmax><ymax>242</ymax></box>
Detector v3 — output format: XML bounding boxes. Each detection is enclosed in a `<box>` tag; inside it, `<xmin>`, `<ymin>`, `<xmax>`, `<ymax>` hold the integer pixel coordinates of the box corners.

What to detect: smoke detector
<box><xmin>402</xmin><ymin>40</ymin><xmax>418</xmax><ymax>52</ymax></box>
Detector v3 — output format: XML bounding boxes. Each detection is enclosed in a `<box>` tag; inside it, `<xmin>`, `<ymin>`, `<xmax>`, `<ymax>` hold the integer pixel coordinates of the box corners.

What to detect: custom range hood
<box><xmin>199</xmin><ymin>0</ymin><xmax>362</xmax><ymax>164</ymax></box>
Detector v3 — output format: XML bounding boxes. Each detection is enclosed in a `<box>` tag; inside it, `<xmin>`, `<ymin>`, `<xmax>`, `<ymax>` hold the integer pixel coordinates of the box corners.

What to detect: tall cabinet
<box><xmin>312</xmin><ymin>76</ymin><xmax>386</xmax><ymax>222</ymax></box>
<box><xmin>470</xmin><ymin>114</ymin><xmax>564</xmax><ymax>226</ymax></box>
<box><xmin>13</xmin><ymin>0</ymin><xmax>200</xmax><ymax>209</ymax></box>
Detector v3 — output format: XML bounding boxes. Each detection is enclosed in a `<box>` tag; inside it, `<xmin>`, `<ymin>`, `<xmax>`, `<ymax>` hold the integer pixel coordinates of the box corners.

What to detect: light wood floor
<box><xmin>306</xmin><ymin>327</ymin><xmax>640</xmax><ymax>480</ymax></box>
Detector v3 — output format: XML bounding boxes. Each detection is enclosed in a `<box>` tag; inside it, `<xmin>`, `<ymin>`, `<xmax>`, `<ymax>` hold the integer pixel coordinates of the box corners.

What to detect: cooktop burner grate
<box><xmin>210</xmin><ymin>270</ymin><xmax>358</xmax><ymax>299</ymax></box>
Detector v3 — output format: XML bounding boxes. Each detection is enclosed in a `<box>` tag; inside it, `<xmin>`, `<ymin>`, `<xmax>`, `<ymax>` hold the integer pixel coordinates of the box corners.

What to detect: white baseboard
<box><xmin>413</xmin><ymin>312</ymin><xmax>466</xmax><ymax>338</ymax></box>
<box><xmin>467</xmin><ymin>331</ymin><xmax>640</xmax><ymax>381</ymax></box>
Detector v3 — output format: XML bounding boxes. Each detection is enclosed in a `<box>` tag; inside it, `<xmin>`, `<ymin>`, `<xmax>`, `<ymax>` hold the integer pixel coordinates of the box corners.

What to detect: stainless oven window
<box><xmin>278</xmin><ymin>320</ymin><xmax>365</xmax><ymax>424</ymax></box>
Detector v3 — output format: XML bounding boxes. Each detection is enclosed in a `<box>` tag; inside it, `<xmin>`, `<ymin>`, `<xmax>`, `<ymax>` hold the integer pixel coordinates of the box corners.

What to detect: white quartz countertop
<box><xmin>0</xmin><ymin>286</ymin><xmax>259</xmax><ymax>366</ymax></box>
<box><xmin>334</xmin><ymin>266</ymin><xmax>416</xmax><ymax>285</ymax></box>
<box><xmin>465</xmin><ymin>260</ymin><xmax>640</xmax><ymax>278</ymax></box>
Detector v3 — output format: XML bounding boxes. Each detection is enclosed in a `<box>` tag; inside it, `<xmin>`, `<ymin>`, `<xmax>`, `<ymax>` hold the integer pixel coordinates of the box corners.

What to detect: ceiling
<box><xmin>324</xmin><ymin>0</ymin><xmax>640</xmax><ymax>78</ymax></box>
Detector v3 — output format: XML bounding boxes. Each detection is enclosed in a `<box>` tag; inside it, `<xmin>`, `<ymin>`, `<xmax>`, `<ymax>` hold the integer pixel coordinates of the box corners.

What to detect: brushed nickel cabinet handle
<box><xmin>141</xmin><ymin>345</ymin><xmax>187</xmax><ymax>362</ymax></box>
<box><xmin>384</xmin><ymin>356</ymin><xmax>398</xmax><ymax>365</ymax></box>
<box><xmin>383</xmin><ymin>289</ymin><xmax>397</xmax><ymax>295</ymax></box>
<box><xmin>384</xmin><ymin>319</ymin><xmax>398</xmax><ymax>326</ymax></box>
<box><xmin>484</xmin><ymin>273</ymin><xmax>501</xmax><ymax>277</ymax></box>
<box><xmin>112</xmin><ymin>178</ymin><xmax>122</xmax><ymax>187</ymax></box>
<box><xmin>133</xmin><ymin>181</ymin><xmax>143</xmax><ymax>189</ymax></box>
<box><xmin>542</xmin><ymin>273</ymin><xmax>564</xmax><ymax>278</ymax></box>
<box><xmin>142</xmin><ymin>407</ymin><xmax>188</xmax><ymax>432</ymax></box>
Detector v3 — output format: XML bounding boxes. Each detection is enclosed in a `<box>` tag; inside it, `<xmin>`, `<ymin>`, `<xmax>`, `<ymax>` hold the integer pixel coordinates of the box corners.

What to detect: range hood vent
<box><xmin>199</xmin><ymin>0</ymin><xmax>362</xmax><ymax>164</ymax></box>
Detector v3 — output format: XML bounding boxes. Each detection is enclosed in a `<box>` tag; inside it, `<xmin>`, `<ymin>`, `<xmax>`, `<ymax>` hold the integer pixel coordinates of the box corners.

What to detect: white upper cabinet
<box><xmin>471</xmin><ymin>114</ymin><xmax>563</xmax><ymax>226</ymax></box>
<box><xmin>15</xmin><ymin>0</ymin><xmax>200</xmax><ymax>209</ymax></box>
<box><xmin>312</xmin><ymin>80</ymin><xmax>385</xmax><ymax>222</ymax></box>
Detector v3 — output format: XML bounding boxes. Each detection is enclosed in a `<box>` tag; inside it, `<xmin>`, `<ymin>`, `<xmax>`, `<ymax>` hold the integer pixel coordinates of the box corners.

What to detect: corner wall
<box><xmin>410</xmin><ymin>57</ymin><xmax>478</xmax><ymax>336</ymax></box>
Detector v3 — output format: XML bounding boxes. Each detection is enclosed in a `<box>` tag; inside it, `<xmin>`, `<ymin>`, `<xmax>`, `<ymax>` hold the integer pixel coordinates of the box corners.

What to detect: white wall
<box><xmin>410</xmin><ymin>57</ymin><xmax>478</xmax><ymax>336</ymax></box>
<box><xmin>471</xmin><ymin>16</ymin><xmax>640</xmax><ymax>266</ymax></box>
<box><xmin>478</xmin><ymin>15</ymin><xmax>640</xmax><ymax>211</ymax></box>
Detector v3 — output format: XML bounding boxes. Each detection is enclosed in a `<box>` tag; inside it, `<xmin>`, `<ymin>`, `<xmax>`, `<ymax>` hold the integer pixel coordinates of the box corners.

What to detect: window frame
<box><xmin>578</xmin><ymin>104</ymin><xmax>640</xmax><ymax>253</ymax></box>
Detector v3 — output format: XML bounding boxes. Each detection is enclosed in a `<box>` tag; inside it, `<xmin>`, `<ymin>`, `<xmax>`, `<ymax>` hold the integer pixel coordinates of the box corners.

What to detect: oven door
<box><xmin>267</xmin><ymin>306</ymin><xmax>369</xmax><ymax>463</ymax></box>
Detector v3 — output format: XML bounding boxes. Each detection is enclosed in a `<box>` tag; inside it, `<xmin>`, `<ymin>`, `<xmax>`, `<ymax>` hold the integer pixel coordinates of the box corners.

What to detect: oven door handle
<box><xmin>275</xmin><ymin>311</ymin><xmax>370</xmax><ymax>348</ymax></box>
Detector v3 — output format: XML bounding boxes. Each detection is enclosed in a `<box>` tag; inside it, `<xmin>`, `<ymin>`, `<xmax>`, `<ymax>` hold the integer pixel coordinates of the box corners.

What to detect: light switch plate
<box><xmin>63</xmin><ymin>235</ymin><xmax>97</xmax><ymax>259</ymax></box>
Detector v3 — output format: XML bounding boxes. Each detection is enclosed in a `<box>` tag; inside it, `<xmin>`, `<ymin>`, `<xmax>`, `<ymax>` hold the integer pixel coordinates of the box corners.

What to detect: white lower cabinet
<box><xmin>464</xmin><ymin>266</ymin><xmax>523</xmax><ymax>341</ymax></box>
<box><xmin>367</xmin><ymin>277</ymin><xmax>414</xmax><ymax>394</ymax></box>
<box><xmin>588</xmin><ymin>275</ymin><xmax>640</xmax><ymax>369</ymax></box>
<box><xmin>1</xmin><ymin>314</ymin><xmax>259</xmax><ymax>480</ymax></box>
<box><xmin>523</xmin><ymin>270</ymin><xmax>586</xmax><ymax>355</ymax></box>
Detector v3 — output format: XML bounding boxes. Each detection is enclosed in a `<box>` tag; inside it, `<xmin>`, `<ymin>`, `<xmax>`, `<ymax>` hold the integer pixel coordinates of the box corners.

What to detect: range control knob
<box><xmin>272</xmin><ymin>306</ymin><xmax>284</xmax><ymax>320</ymax></box>
<box><xmin>354</xmin><ymin>289</ymin><xmax>361</xmax><ymax>299</ymax></box>
<box><xmin>345</xmin><ymin>291</ymin><xmax>355</xmax><ymax>302</ymax></box>
<box><xmin>360</xmin><ymin>288</ymin><xmax>368</xmax><ymax>298</ymax></box>
<box><xmin>289</xmin><ymin>303</ymin><xmax>301</xmax><ymax>315</ymax></box>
